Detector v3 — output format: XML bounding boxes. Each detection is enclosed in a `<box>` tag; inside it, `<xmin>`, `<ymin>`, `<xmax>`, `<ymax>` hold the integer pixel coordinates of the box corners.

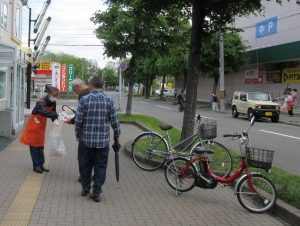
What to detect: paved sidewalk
<box><xmin>0</xmin><ymin>117</ymin><xmax>292</xmax><ymax>225</ymax></box>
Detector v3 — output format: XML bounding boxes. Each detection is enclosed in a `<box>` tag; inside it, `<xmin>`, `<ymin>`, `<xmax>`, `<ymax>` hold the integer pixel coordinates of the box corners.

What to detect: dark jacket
<box><xmin>70</xmin><ymin>88</ymin><xmax>90</xmax><ymax>124</ymax></box>
<box><xmin>31</xmin><ymin>95</ymin><xmax>57</xmax><ymax>122</ymax></box>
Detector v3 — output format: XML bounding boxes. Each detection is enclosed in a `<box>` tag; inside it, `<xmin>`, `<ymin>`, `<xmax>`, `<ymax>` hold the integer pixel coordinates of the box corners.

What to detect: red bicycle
<box><xmin>165</xmin><ymin>117</ymin><xmax>277</xmax><ymax>213</ymax></box>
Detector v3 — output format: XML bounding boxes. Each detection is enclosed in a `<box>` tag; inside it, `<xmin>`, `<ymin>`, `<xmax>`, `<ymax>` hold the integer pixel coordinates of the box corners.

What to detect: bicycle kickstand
<box><xmin>174</xmin><ymin>179</ymin><xmax>182</xmax><ymax>197</ymax></box>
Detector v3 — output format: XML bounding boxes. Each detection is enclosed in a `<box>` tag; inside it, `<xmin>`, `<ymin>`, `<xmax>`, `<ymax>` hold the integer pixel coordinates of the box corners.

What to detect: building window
<box><xmin>14</xmin><ymin>3</ymin><xmax>22</xmax><ymax>40</ymax></box>
<box><xmin>1</xmin><ymin>0</ymin><xmax>8</xmax><ymax>29</ymax></box>
<box><xmin>0</xmin><ymin>70</ymin><xmax>6</xmax><ymax>100</ymax></box>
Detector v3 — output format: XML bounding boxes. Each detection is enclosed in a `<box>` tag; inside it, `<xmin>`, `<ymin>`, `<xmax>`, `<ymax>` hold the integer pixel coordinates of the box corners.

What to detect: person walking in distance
<box><xmin>65</xmin><ymin>78</ymin><xmax>91</xmax><ymax>183</ymax></box>
<box><xmin>285</xmin><ymin>92</ymin><xmax>294</xmax><ymax>117</ymax></box>
<box><xmin>75</xmin><ymin>76</ymin><xmax>121</xmax><ymax>202</ymax></box>
<box><xmin>20</xmin><ymin>87</ymin><xmax>59</xmax><ymax>173</ymax></box>
<box><xmin>174</xmin><ymin>88</ymin><xmax>177</xmax><ymax>98</ymax></box>
<box><xmin>212</xmin><ymin>93</ymin><xmax>219</xmax><ymax>113</ymax></box>
<box><xmin>284</xmin><ymin>85</ymin><xmax>292</xmax><ymax>95</ymax></box>
<box><xmin>178</xmin><ymin>89</ymin><xmax>186</xmax><ymax>112</ymax></box>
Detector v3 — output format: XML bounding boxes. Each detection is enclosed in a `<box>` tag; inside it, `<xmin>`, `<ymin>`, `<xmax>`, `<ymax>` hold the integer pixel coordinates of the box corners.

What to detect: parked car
<box><xmin>155</xmin><ymin>89</ymin><xmax>174</xmax><ymax>97</ymax></box>
<box><xmin>231</xmin><ymin>91</ymin><xmax>280</xmax><ymax>122</ymax></box>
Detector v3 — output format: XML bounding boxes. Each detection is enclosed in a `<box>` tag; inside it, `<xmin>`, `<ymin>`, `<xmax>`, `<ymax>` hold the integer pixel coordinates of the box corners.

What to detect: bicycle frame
<box><xmin>177</xmin><ymin>156</ymin><xmax>258</xmax><ymax>194</ymax></box>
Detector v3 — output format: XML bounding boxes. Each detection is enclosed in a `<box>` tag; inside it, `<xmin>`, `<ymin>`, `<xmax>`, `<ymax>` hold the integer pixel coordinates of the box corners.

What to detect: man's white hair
<box><xmin>71</xmin><ymin>78</ymin><xmax>85</xmax><ymax>88</ymax></box>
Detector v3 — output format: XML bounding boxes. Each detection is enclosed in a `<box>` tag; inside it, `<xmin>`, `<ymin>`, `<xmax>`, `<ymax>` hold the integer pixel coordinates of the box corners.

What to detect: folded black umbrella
<box><xmin>112</xmin><ymin>142</ymin><xmax>121</xmax><ymax>189</ymax></box>
<box><xmin>62</xmin><ymin>105</ymin><xmax>77</xmax><ymax>113</ymax></box>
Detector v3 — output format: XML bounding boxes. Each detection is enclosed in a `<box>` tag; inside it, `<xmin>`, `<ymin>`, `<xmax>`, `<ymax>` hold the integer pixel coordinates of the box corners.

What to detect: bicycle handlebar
<box><xmin>223</xmin><ymin>133</ymin><xmax>242</xmax><ymax>138</ymax></box>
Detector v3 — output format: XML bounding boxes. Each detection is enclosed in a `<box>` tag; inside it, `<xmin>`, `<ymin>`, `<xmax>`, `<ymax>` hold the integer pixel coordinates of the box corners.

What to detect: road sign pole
<box><xmin>118</xmin><ymin>59</ymin><xmax>122</xmax><ymax>111</ymax></box>
<box><xmin>219</xmin><ymin>31</ymin><xmax>225</xmax><ymax>111</ymax></box>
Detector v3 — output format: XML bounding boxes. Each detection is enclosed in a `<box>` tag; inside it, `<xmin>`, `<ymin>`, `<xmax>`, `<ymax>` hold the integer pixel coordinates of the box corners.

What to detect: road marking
<box><xmin>157</xmin><ymin>105</ymin><xmax>172</xmax><ymax>110</ymax></box>
<box><xmin>139</xmin><ymin>101</ymin><xmax>148</xmax><ymax>104</ymax></box>
<box><xmin>260</xmin><ymin>130</ymin><xmax>300</xmax><ymax>140</ymax></box>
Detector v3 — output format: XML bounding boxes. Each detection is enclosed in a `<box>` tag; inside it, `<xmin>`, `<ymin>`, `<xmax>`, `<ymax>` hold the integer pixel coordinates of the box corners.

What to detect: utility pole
<box><xmin>26</xmin><ymin>8</ymin><xmax>32</xmax><ymax>109</ymax></box>
<box><xmin>80</xmin><ymin>58</ymin><xmax>84</xmax><ymax>79</ymax></box>
<box><xmin>219</xmin><ymin>31</ymin><xmax>225</xmax><ymax>111</ymax></box>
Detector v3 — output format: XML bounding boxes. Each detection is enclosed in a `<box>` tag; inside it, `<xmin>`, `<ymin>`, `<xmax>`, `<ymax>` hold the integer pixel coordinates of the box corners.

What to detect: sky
<box><xmin>22</xmin><ymin>0</ymin><xmax>118</xmax><ymax>68</ymax></box>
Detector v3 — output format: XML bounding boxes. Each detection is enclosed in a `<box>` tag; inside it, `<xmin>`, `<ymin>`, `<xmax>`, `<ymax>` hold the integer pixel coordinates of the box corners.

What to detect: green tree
<box><xmin>91</xmin><ymin>2</ymin><xmax>189</xmax><ymax>115</ymax></box>
<box><xmin>199</xmin><ymin>32</ymin><xmax>250</xmax><ymax>94</ymax></box>
<box><xmin>107</xmin><ymin>0</ymin><xmax>290</xmax><ymax>144</ymax></box>
<box><xmin>41</xmin><ymin>51</ymin><xmax>102</xmax><ymax>84</ymax></box>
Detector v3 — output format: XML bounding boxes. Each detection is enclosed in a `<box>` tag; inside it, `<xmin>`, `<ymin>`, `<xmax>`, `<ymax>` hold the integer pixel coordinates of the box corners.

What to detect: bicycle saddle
<box><xmin>160</xmin><ymin>125</ymin><xmax>173</xmax><ymax>130</ymax></box>
<box><xmin>194</xmin><ymin>147</ymin><xmax>214</xmax><ymax>154</ymax></box>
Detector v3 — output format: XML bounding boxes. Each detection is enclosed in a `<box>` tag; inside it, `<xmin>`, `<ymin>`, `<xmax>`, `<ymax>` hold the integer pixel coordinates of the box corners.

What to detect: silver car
<box><xmin>155</xmin><ymin>89</ymin><xmax>174</xmax><ymax>97</ymax></box>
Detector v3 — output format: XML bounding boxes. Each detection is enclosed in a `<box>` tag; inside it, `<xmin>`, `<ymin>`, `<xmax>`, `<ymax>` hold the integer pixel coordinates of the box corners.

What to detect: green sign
<box><xmin>67</xmin><ymin>65</ymin><xmax>74</xmax><ymax>92</ymax></box>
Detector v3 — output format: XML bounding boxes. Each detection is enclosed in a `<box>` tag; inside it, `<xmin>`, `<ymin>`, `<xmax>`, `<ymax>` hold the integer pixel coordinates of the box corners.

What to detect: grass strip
<box><xmin>118</xmin><ymin>113</ymin><xmax>300</xmax><ymax>210</ymax></box>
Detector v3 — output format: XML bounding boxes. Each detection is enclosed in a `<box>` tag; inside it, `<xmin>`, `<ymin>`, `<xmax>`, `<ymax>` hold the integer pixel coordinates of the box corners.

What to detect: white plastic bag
<box><xmin>47</xmin><ymin>130</ymin><xmax>67</xmax><ymax>157</ymax></box>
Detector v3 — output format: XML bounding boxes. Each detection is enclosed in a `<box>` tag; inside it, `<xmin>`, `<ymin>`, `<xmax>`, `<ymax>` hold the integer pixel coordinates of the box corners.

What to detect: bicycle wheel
<box><xmin>165</xmin><ymin>157</ymin><xmax>196</xmax><ymax>192</ymax></box>
<box><xmin>132</xmin><ymin>132</ymin><xmax>168</xmax><ymax>171</ymax></box>
<box><xmin>236</xmin><ymin>174</ymin><xmax>277</xmax><ymax>213</ymax></box>
<box><xmin>191</xmin><ymin>141</ymin><xmax>232</xmax><ymax>178</ymax></box>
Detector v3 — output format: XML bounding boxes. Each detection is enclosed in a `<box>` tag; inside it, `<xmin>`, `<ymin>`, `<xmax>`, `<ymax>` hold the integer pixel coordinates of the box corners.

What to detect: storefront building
<box><xmin>176</xmin><ymin>1</ymin><xmax>300</xmax><ymax>102</ymax></box>
<box><xmin>0</xmin><ymin>0</ymin><xmax>28</xmax><ymax>137</ymax></box>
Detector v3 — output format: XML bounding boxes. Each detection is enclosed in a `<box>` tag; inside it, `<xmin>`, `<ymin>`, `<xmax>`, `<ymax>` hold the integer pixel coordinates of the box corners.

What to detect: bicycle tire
<box><xmin>191</xmin><ymin>141</ymin><xmax>232</xmax><ymax>178</ymax></box>
<box><xmin>131</xmin><ymin>132</ymin><xmax>168</xmax><ymax>171</ymax></box>
<box><xmin>236</xmin><ymin>174</ymin><xmax>277</xmax><ymax>213</ymax></box>
<box><xmin>165</xmin><ymin>157</ymin><xmax>196</xmax><ymax>192</ymax></box>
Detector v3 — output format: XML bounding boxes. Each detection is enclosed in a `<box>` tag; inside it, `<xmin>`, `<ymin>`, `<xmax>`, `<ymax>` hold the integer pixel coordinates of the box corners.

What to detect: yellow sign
<box><xmin>282</xmin><ymin>68</ymin><xmax>300</xmax><ymax>83</ymax></box>
<box><xmin>167</xmin><ymin>83</ymin><xmax>173</xmax><ymax>89</ymax></box>
<box><xmin>39</xmin><ymin>62</ymin><xmax>51</xmax><ymax>70</ymax></box>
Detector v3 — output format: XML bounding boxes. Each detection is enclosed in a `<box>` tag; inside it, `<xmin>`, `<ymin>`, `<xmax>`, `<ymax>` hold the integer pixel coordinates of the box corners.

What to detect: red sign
<box><xmin>36</xmin><ymin>70</ymin><xmax>52</xmax><ymax>74</ymax></box>
<box><xmin>60</xmin><ymin>65</ymin><xmax>67</xmax><ymax>92</ymax></box>
<box><xmin>245</xmin><ymin>68</ymin><xmax>263</xmax><ymax>84</ymax></box>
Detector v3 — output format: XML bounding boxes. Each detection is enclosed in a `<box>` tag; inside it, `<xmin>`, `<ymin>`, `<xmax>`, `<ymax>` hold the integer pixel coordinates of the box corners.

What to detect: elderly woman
<box><xmin>20</xmin><ymin>86</ymin><xmax>59</xmax><ymax>173</ymax></box>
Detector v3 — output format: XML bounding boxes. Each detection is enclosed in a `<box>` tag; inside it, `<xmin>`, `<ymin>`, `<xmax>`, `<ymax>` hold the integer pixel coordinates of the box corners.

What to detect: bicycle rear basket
<box><xmin>199</xmin><ymin>119</ymin><xmax>217</xmax><ymax>139</ymax></box>
<box><xmin>246</xmin><ymin>147</ymin><xmax>274</xmax><ymax>170</ymax></box>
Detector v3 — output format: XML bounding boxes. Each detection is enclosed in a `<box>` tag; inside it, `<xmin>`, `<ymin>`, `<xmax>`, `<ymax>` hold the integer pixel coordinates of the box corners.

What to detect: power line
<box><xmin>47</xmin><ymin>44</ymin><xmax>104</xmax><ymax>46</ymax></box>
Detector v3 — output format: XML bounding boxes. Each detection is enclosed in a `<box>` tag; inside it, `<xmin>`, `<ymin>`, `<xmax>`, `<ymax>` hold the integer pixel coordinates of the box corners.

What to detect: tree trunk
<box><xmin>126</xmin><ymin>56</ymin><xmax>135</xmax><ymax>116</ymax></box>
<box><xmin>160</xmin><ymin>74</ymin><xmax>166</xmax><ymax>99</ymax></box>
<box><xmin>213</xmin><ymin>75</ymin><xmax>219</xmax><ymax>94</ymax></box>
<box><xmin>183</xmin><ymin>68</ymin><xmax>188</xmax><ymax>90</ymax></box>
<box><xmin>180</xmin><ymin>0</ymin><xmax>205</xmax><ymax>146</ymax></box>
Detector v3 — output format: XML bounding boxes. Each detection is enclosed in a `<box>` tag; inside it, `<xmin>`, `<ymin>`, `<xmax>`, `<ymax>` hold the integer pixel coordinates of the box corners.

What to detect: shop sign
<box><xmin>67</xmin><ymin>65</ymin><xmax>75</xmax><ymax>92</ymax></box>
<box><xmin>282</xmin><ymin>68</ymin><xmax>300</xmax><ymax>83</ymax></box>
<box><xmin>267</xmin><ymin>70</ymin><xmax>281</xmax><ymax>83</ymax></box>
<box><xmin>39</xmin><ymin>62</ymin><xmax>51</xmax><ymax>70</ymax></box>
<box><xmin>36</xmin><ymin>74</ymin><xmax>46</xmax><ymax>79</ymax></box>
<box><xmin>60</xmin><ymin>65</ymin><xmax>67</xmax><ymax>92</ymax></box>
<box><xmin>52</xmin><ymin>64</ymin><xmax>61</xmax><ymax>89</ymax></box>
<box><xmin>245</xmin><ymin>69</ymin><xmax>263</xmax><ymax>84</ymax></box>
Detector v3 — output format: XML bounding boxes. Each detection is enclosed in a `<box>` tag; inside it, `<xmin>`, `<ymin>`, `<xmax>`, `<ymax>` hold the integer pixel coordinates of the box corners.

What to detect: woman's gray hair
<box><xmin>71</xmin><ymin>78</ymin><xmax>85</xmax><ymax>88</ymax></box>
<box><xmin>88</xmin><ymin>76</ymin><xmax>103</xmax><ymax>89</ymax></box>
<box><xmin>48</xmin><ymin>86</ymin><xmax>60</xmax><ymax>94</ymax></box>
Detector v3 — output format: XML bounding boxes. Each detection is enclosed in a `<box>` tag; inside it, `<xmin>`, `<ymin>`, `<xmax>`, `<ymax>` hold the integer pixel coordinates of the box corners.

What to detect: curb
<box><xmin>120</xmin><ymin>120</ymin><xmax>300</xmax><ymax>226</ymax></box>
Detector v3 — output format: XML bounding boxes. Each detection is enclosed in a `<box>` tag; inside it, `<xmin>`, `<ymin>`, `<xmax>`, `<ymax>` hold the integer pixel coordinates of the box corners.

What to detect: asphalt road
<box><xmin>36</xmin><ymin>91</ymin><xmax>300</xmax><ymax>176</ymax></box>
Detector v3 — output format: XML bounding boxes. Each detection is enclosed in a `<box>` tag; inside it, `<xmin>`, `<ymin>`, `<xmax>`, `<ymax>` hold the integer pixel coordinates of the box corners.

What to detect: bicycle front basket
<box><xmin>199</xmin><ymin>119</ymin><xmax>217</xmax><ymax>139</ymax></box>
<box><xmin>246</xmin><ymin>147</ymin><xmax>274</xmax><ymax>170</ymax></box>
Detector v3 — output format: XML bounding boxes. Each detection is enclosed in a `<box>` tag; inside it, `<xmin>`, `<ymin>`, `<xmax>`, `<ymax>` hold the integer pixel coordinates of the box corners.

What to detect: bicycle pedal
<box><xmin>218</xmin><ymin>182</ymin><xmax>227</xmax><ymax>188</ymax></box>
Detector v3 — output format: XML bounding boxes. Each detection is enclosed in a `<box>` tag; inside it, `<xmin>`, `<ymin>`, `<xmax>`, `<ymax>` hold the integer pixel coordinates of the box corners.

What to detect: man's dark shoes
<box><xmin>40</xmin><ymin>166</ymin><xmax>49</xmax><ymax>172</ymax></box>
<box><xmin>81</xmin><ymin>188</ymin><xmax>90</xmax><ymax>196</ymax></box>
<box><xmin>33</xmin><ymin>167</ymin><xmax>43</xmax><ymax>173</ymax></box>
<box><xmin>78</xmin><ymin>176</ymin><xmax>82</xmax><ymax>183</ymax></box>
<box><xmin>90</xmin><ymin>193</ymin><xmax>100</xmax><ymax>202</ymax></box>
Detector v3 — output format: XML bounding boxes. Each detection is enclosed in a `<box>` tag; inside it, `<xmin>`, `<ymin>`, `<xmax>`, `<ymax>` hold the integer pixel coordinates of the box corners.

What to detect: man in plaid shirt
<box><xmin>75</xmin><ymin>76</ymin><xmax>121</xmax><ymax>202</ymax></box>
